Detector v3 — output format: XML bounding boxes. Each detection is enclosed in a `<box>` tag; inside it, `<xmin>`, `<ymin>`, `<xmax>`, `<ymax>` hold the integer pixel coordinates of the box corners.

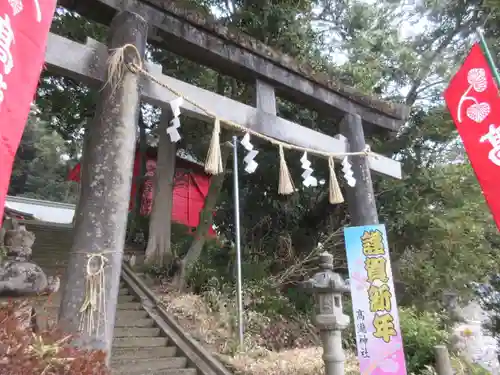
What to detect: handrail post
<box><xmin>434</xmin><ymin>345</ymin><xmax>453</xmax><ymax>375</ymax></box>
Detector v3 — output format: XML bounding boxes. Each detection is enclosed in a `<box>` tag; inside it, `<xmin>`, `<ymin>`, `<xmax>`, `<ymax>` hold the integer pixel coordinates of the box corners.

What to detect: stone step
<box><xmin>35</xmin><ymin>271</ymin><xmax>66</xmax><ymax>276</ymax></box>
<box><xmin>32</xmin><ymin>244</ymin><xmax>70</xmax><ymax>248</ymax></box>
<box><xmin>34</xmin><ymin>262</ymin><xmax>68</xmax><ymax>267</ymax></box>
<box><xmin>31</xmin><ymin>256</ymin><xmax>68</xmax><ymax>261</ymax></box>
<box><xmin>32</xmin><ymin>244</ymin><xmax>70</xmax><ymax>247</ymax></box>
<box><xmin>30</xmin><ymin>231</ymin><xmax>72</xmax><ymax>235</ymax></box>
<box><xmin>32</xmin><ymin>248</ymin><xmax>71</xmax><ymax>252</ymax></box>
<box><xmin>112</xmin><ymin>356</ymin><xmax>181</xmax><ymax>368</ymax></box>
<box><xmin>115</xmin><ymin>368</ymin><xmax>196</xmax><ymax>375</ymax></box>
<box><xmin>32</xmin><ymin>244</ymin><xmax>71</xmax><ymax>247</ymax></box>
<box><xmin>113</xmin><ymin>336</ymin><xmax>168</xmax><ymax>348</ymax></box>
<box><xmin>33</xmin><ymin>248</ymin><xmax>70</xmax><ymax>251</ymax></box>
<box><xmin>115</xmin><ymin>317</ymin><xmax>155</xmax><ymax>327</ymax></box>
<box><xmin>31</xmin><ymin>234</ymin><xmax>72</xmax><ymax>238</ymax></box>
<box><xmin>33</xmin><ymin>262</ymin><xmax>68</xmax><ymax>269</ymax></box>
<box><xmin>135</xmin><ymin>273</ymin><xmax>155</xmax><ymax>287</ymax></box>
<box><xmin>114</xmin><ymin>327</ymin><xmax>161</xmax><ymax>337</ymax></box>
<box><xmin>112</xmin><ymin>357</ymin><xmax>187</xmax><ymax>373</ymax></box>
<box><xmin>119</xmin><ymin>288</ymin><xmax>130</xmax><ymax>295</ymax></box>
<box><xmin>115</xmin><ymin>310</ymin><xmax>148</xmax><ymax>320</ymax></box>
<box><xmin>32</xmin><ymin>252</ymin><xmax>69</xmax><ymax>256</ymax></box>
<box><xmin>112</xmin><ymin>346</ymin><xmax>177</xmax><ymax>360</ymax></box>
<box><xmin>33</xmin><ymin>250</ymin><xmax>69</xmax><ymax>253</ymax></box>
<box><xmin>32</xmin><ymin>252</ymin><xmax>70</xmax><ymax>255</ymax></box>
<box><xmin>29</xmin><ymin>226</ymin><xmax>72</xmax><ymax>231</ymax></box>
<box><xmin>118</xmin><ymin>295</ymin><xmax>135</xmax><ymax>303</ymax></box>
<box><xmin>37</xmin><ymin>269</ymin><xmax>67</xmax><ymax>275</ymax></box>
<box><xmin>31</xmin><ymin>255</ymin><xmax>68</xmax><ymax>260</ymax></box>
<box><xmin>32</xmin><ymin>254</ymin><xmax>65</xmax><ymax>257</ymax></box>
<box><xmin>32</xmin><ymin>235</ymin><xmax>72</xmax><ymax>239</ymax></box>
<box><xmin>33</xmin><ymin>266</ymin><xmax>68</xmax><ymax>271</ymax></box>
<box><xmin>32</xmin><ymin>238</ymin><xmax>72</xmax><ymax>241</ymax></box>
<box><xmin>32</xmin><ymin>251</ymin><xmax>68</xmax><ymax>254</ymax></box>
<box><xmin>117</xmin><ymin>302</ymin><xmax>142</xmax><ymax>310</ymax></box>
<box><xmin>33</xmin><ymin>248</ymin><xmax>69</xmax><ymax>251</ymax></box>
<box><xmin>32</xmin><ymin>237</ymin><xmax>71</xmax><ymax>241</ymax></box>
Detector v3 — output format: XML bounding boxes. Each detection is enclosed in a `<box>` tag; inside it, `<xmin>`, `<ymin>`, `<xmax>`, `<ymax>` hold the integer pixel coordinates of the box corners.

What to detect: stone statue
<box><xmin>3</xmin><ymin>226</ymin><xmax>34</xmax><ymax>260</ymax></box>
<box><xmin>0</xmin><ymin>225</ymin><xmax>60</xmax><ymax>296</ymax></box>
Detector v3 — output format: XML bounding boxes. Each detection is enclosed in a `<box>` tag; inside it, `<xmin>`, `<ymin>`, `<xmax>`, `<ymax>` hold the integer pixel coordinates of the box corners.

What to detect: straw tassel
<box><xmin>328</xmin><ymin>157</ymin><xmax>344</xmax><ymax>204</ymax></box>
<box><xmin>204</xmin><ymin>118</ymin><xmax>223</xmax><ymax>175</ymax></box>
<box><xmin>278</xmin><ymin>145</ymin><xmax>295</xmax><ymax>195</ymax></box>
<box><xmin>79</xmin><ymin>253</ymin><xmax>108</xmax><ymax>337</ymax></box>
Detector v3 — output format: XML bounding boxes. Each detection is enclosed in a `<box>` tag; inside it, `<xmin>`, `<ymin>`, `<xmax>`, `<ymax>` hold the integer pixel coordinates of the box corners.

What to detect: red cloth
<box><xmin>0</xmin><ymin>1</ymin><xmax>57</xmax><ymax>225</ymax></box>
<box><xmin>172</xmin><ymin>170</ymin><xmax>211</xmax><ymax>231</ymax></box>
<box><xmin>69</xmin><ymin>153</ymin><xmax>216</xmax><ymax>236</ymax></box>
<box><xmin>444</xmin><ymin>43</ymin><xmax>500</xmax><ymax>230</ymax></box>
<box><xmin>67</xmin><ymin>162</ymin><xmax>81</xmax><ymax>182</ymax></box>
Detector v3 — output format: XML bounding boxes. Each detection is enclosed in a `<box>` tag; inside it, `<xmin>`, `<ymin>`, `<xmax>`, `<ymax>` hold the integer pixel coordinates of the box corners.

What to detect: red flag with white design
<box><xmin>0</xmin><ymin>0</ymin><xmax>57</xmax><ymax>224</ymax></box>
<box><xmin>444</xmin><ymin>43</ymin><xmax>500</xmax><ymax>230</ymax></box>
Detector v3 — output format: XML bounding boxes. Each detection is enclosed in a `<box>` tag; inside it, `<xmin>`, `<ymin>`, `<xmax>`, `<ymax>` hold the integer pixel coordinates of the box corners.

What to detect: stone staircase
<box><xmin>27</xmin><ymin>221</ymin><xmax>74</xmax><ymax>326</ymax></box>
<box><xmin>112</xmin><ymin>283</ymin><xmax>197</xmax><ymax>375</ymax></box>
<box><xmin>21</xmin><ymin>220</ymin><xmax>227</xmax><ymax>375</ymax></box>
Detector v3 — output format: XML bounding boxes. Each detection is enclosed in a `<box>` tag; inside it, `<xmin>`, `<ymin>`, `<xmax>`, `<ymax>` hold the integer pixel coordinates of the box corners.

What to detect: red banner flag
<box><xmin>444</xmin><ymin>43</ymin><xmax>500</xmax><ymax>230</ymax></box>
<box><xmin>0</xmin><ymin>0</ymin><xmax>57</xmax><ymax>223</ymax></box>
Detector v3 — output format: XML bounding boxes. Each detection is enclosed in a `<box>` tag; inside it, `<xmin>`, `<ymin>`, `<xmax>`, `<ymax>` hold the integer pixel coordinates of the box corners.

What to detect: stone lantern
<box><xmin>304</xmin><ymin>251</ymin><xmax>350</xmax><ymax>375</ymax></box>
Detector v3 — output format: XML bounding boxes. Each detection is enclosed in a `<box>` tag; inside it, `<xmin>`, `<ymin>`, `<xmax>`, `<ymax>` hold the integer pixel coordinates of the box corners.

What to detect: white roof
<box><xmin>5</xmin><ymin>196</ymin><xmax>75</xmax><ymax>224</ymax></box>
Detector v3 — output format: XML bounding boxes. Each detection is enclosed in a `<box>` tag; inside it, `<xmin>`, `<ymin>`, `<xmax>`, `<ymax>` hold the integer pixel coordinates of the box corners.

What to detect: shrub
<box><xmin>0</xmin><ymin>244</ymin><xmax>6</xmax><ymax>261</ymax></box>
<box><xmin>0</xmin><ymin>301</ymin><xmax>110</xmax><ymax>375</ymax></box>
<box><xmin>200</xmin><ymin>278</ymin><xmax>318</xmax><ymax>352</ymax></box>
<box><xmin>399</xmin><ymin>307</ymin><xmax>449</xmax><ymax>374</ymax></box>
<box><xmin>340</xmin><ymin>297</ymin><xmax>357</xmax><ymax>351</ymax></box>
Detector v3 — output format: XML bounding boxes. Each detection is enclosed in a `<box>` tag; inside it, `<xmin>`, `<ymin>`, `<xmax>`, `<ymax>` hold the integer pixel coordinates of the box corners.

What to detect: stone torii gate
<box><xmin>47</xmin><ymin>0</ymin><xmax>409</xmax><ymax>359</ymax></box>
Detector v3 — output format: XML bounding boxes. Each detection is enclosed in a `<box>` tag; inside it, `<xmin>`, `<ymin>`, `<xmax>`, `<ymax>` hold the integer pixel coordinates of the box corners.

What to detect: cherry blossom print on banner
<box><xmin>0</xmin><ymin>0</ymin><xmax>57</xmax><ymax>223</ymax></box>
<box><xmin>444</xmin><ymin>42</ymin><xmax>500</xmax><ymax>230</ymax></box>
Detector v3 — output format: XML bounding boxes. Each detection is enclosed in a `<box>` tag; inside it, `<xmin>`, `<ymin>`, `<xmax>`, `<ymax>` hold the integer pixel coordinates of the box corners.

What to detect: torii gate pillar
<box><xmin>58</xmin><ymin>10</ymin><xmax>148</xmax><ymax>361</ymax></box>
<box><xmin>340</xmin><ymin>113</ymin><xmax>379</xmax><ymax>226</ymax></box>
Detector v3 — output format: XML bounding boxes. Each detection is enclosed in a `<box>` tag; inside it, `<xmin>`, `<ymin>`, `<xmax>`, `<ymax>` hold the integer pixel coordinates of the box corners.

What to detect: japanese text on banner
<box><xmin>344</xmin><ymin>224</ymin><xmax>407</xmax><ymax>375</ymax></box>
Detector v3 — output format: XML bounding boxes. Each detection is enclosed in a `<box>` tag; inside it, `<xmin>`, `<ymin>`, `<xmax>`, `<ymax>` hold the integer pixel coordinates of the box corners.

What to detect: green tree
<box><xmin>311</xmin><ymin>0</ymin><xmax>499</xmax><ymax>305</ymax></box>
<box><xmin>9</xmin><ymin>113</ymin><xmax>78</xmax><ymax>203</ymax></box>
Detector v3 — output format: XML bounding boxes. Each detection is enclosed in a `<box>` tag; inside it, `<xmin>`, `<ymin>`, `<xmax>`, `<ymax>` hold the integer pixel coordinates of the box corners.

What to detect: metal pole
<box><xmin>477</xmin><ymin>28</ymin><xmax>500</xmax><ymax>89</ymax></box>
<box><xmin>232</xmin><ymin>135</ymin><xmax>244</xmax><ymax>349</ymax></box>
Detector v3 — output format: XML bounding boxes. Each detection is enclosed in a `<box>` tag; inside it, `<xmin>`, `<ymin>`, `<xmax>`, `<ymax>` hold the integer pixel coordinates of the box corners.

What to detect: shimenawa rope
<box><xmin>106</xmin><ymin>44</ymin><xmax>373</xmax><ymax>200</ymax></box>
<box><xmin>106</xmin><ymin>44</ymin><xmax>374</xmax><ymax>159</ymax></box>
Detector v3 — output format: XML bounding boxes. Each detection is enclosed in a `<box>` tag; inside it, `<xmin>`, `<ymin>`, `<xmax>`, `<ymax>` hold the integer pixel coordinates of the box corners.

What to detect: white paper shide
<box><xmin>167</xmin><ymin>97</ymin><xmax>184</xmax><ymax>143</ymax></box>
<box><xmin>300</xmin><ymin>151</ymin><xmax>317</xmax><ymax>187</ymax></box>
<box><xmin>342</xmin><ymin>156</ymin><xmax>356</xmax><ymax>187</ymax></box>
<box><xmin>240</xmin><ymin>133</ymin><xmax>258</xmax><ymax>173</ymax></box>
